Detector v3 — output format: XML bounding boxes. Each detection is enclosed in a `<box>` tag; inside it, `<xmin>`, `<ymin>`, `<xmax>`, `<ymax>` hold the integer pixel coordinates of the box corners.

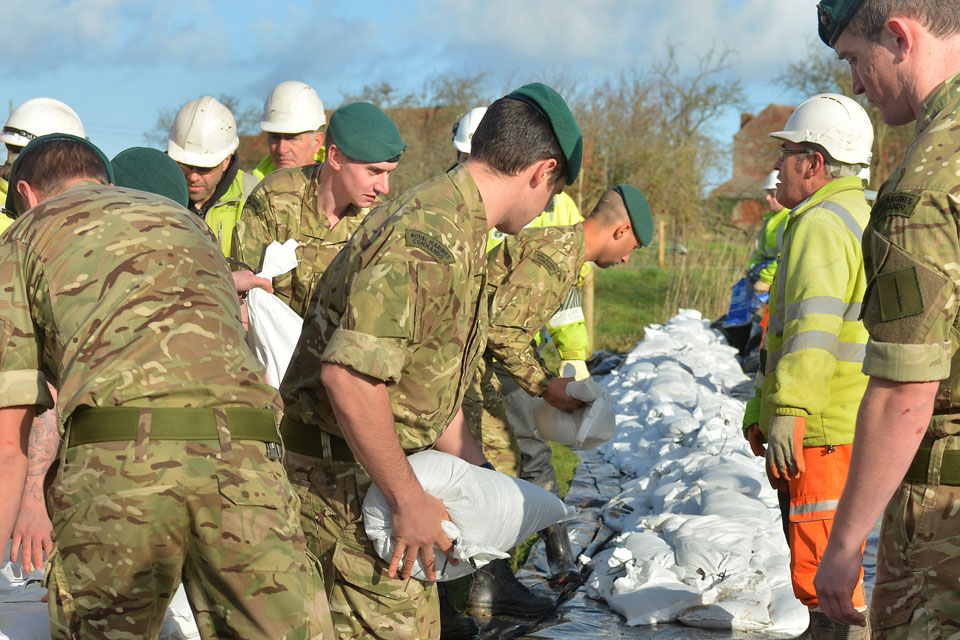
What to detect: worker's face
<box><xmin>834</xmin><ymin>28</ymin><xmax>913</xmax><ymax>125</ymax></box>
<box><xmin>596</xmin><ymin>224</ymin><xmax>641</xmax><ymax>268</ymax></box>
<box><xmin>332</xmin><ymin>148</ymin><xmax>398</xmax><ymax>209</ymax></box>
<box><xmin>179</xmin><ymin>156</ymin><xmax>230</xmax><ymax>205</ymax></box>
<box><xmin>764</xmin><ymin>189</ymin><xmax>782</xmax><ymax>211</ymax></box>
<box><xmin>267</xmin><ymin>130</ymin><xmax>324</xmax><ymax>169</ymax></box>
<box><xmin>772</xmin><ymin>143</ymin><xmax>816</xmax><ymax>209</ymax></box>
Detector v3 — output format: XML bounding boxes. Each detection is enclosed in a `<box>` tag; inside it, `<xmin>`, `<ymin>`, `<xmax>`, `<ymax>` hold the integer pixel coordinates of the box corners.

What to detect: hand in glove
<box><xmin>559</xmin><ymin>360</ymin><xmax>590</xmax><ymax>381</ymax></box>
<box><xmin>746</xmin><ymin>424</ymin><xmax>765</xmax><ymax>457</ymax></box>
<box><xmin>765</xmin><ymin>415</ymin><xmax>806</xmax><ymax>486</ymax></box>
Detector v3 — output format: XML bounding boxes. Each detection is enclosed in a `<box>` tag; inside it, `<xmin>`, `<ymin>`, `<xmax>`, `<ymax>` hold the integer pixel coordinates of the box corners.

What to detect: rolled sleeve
<box><xmin>862</xmin><ymin>337</ymin><xmax>951</xmax><ymax>382</ymax></box>
<box><xmin>0</xmin><ymin>370</ymin><xmax>52</xmax><ymax>409</ymax></box>
<box><xmin>321</xmin><ymin>328</ymin><xmax>405</xmax><ymax>384</ymax></box>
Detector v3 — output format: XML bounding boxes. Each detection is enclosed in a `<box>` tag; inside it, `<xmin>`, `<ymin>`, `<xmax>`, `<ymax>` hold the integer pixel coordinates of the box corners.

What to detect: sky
<box><xmin>0</xmin><ymin>0</ymin><xmax>832</xmax><ymax>187</ymax></box>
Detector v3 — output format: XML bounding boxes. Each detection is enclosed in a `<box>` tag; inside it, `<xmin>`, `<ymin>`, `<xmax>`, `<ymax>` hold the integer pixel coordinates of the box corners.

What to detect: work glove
<box><xmin>747</xmin><ymin>424</ymin><xmax>765</xmax><ymax>457</ymax></box>
<box><xmin>765</xmin><ymin>415</ymin><xmax>806</xmax><ymax>486</ymax></box>
<box><xmin>559</xmin><ymin>360</ymin><xmax>590</xmax><ymax>381</ymax></box>
<box><xmin>753</xmin><ymin>280</ymin><xmax>771</xmax><ymax>293</ymax></box>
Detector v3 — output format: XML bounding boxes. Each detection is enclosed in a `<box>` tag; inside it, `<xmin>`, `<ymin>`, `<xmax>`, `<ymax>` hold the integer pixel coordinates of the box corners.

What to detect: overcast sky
<box><xmin>1</xmin><ymin>0</ymin><xmax>830</xmax><ymax>184</ymax></box>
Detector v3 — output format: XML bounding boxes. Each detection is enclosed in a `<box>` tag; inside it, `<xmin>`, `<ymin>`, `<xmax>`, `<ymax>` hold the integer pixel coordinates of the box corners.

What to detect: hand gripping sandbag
<box><xmin>363</xmin><ymin>450</ymin><xmax>577</xmax><ymax>582</ymax></box>
<box><xmin>245</xmin><ymin>239</ymin><xmax>303</xmax><ymax>388</ymax></box>
<box><xmin>533</xmin><ymin>377</ymin><xmax>617</xmax><ymax>449</ymax></box>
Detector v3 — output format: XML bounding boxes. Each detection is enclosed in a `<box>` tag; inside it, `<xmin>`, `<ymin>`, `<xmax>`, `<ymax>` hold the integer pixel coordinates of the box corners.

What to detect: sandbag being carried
<box><xmin>363</xmin><ymin>450</ymin><xmax>576</xmax><ymax>581</ymax></box>
<box><xmin>245</xmin><ymin>239</ymin><xmax>303</xmax><ymax>388</ymax></box>
<box><xmin>533</xmin><ymin>377</ymin><xmax>617</xmax><ymax>449</ymax></box>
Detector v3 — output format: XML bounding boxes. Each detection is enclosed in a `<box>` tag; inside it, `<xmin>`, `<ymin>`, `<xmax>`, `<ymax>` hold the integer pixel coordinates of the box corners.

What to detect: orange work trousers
<box><xmin>787</xmin><ymin>444</ymin><xmax>866</xmax><ymax>609</ymax></box>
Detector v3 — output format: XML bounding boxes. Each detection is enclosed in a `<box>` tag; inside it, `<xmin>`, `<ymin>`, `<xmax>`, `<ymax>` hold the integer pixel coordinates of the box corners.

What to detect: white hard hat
<box><xmin>452</xmin><ymin>106</ymin><xmax>487</xmax><ymax>154</ymax></box>
<box><xmin>0</xmin><ymin>97</ymin><xmax>86</xmax><ymax>147</ymax></box>
<box><xmin>763</xmin><ymin>170</ymin><xmax>780</xmax><ymax>191</ymax></box>
<box><xmin>260</xmin><ymin>81</ymin><xmax>326</xmax><ymax>134</ymax></box>
<box><xmin>770</xmin><ymin>93</ymin><xmax>873</xmax><ymax>166</ymax></box>
<box><xmin>167</xmin><ymin>96</ymin><xmax>239</xmax><ymax>168</ymax></box>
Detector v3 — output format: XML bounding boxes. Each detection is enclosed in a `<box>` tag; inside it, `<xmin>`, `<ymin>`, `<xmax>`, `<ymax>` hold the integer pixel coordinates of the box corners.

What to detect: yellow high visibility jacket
<box><xmin>204</xmin><ymin>170</ymin><xmax>259</xmax><ymax>257</ymax></box>
<box><xmin>743</xmin><ymin>176</ymin><xmax>870</xmax><ymax>446</ymax></box>
<box><xmin>252</xmin><ymin>146</ymin><xmax>326</xmax><ymax>181</ymax></box>
<box><xmin>0</xmin><ymin>177</ymin><xmax>11</xmax><ymax>235</ymax></box>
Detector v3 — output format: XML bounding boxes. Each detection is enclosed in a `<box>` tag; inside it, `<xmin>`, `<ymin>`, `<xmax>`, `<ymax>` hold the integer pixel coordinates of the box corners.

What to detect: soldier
<box><xmin>232</xmin><ymin>102</ymin><xmax>404</xmax><ymax>316</ymax></box>
<box><xmin>0</xmin><ymin>134</ymin><xmax>332</xmax><ymax>639</ymax></box>
<box><xmin>279</xmin><ymin>82</ymin><xmax>582</xmax><ymax>639</ymax></box>
<box><xmin>252</xmin><ymin>80</ymin><xmax>328</xmax><ymax>180</ymax></box>
<box><xmin>464</xmin><ymin>185</ymin><xmax>653</xmax><ymax>619</ymax></box>
<box><xmin>812</xmin><ymin>1</ymin><xmax>960</xmax><ymax>636</ymax></box>
<box><xmin>168</xmin><ymin>95</ymin><xmax>259</xmax><ymax>256</ymax></box>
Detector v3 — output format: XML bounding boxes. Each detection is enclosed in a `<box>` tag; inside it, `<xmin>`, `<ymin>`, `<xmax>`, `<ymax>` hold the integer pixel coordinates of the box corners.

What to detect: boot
<box><xmin>540</xmin><ymin>522</ymin><xmax>581</xmax><ymax>584</ymax></box>
<box><xmin>465</xmin><ymin>558</ymin><xmax>556</xmax><ymax>620</ymax></box>
<box><xmin>807</xmin><ymin>610</ymin><xmax>870</xmax><ymax>640</ymax></box>
<box><xmin>437</xmin><ymin>583</ymin><xmax>479</xmax><ymax>640</ymax></box>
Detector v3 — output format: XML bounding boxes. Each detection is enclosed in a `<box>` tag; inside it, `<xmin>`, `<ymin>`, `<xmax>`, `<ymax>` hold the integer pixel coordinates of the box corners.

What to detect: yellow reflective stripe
<box><xmin>783</xmin><ymin>329</ymin><xmax>839</xmax><ymax>355</ymax></box>
<box><xmin>786</xmin><ymin>296</ymin><xmax>845</xmax><ymax>319</ymax></box>
<box><xmin>818</xmin><ymin>200</ymin><xmax>864</xmax><ymax>240</ymax></box>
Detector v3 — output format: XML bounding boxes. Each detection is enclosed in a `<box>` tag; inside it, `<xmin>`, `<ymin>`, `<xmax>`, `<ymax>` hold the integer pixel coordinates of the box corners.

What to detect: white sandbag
<box><xmin>533</xmin><ymin>378</ymin><xmax>616</xmax><ymax>449</ymax></box>
<box><xmin>160</xmin><ymin>584</ymin><xmax>200</xmax><ymax>639</ymax></box>
<box><xmin>608</xmin><ymin>560</ymin><xmax>703</xmax><ymax>625</ymax></box>
<box><xmin>363</xmin><ymin>450</ymin><xmax>575</xmax><ymax>582</ymax></box>
<box><xmin>679</xmin><ymin>595</ymin><xmax>771</xmax><ymax>631</ymax></box>
<box><xmin>245</xmin><ymin>239</ymin><xmax>303</xmax><ymax>388</ymax></box>
<box><xmin>767</xmin><ymin>582</ymin><xmax>810</xmax><ymax>636</ymax></box>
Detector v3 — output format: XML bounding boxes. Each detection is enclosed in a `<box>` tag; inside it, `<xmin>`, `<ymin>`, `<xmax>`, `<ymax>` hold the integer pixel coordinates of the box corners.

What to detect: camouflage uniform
<box><xmin>471</xmin><ymin>224</ymin><xmax>586</xmax><ymax>491</ymax></box>
<box><xmin>859</xmin><ymin>72</ymin><xmax>960</xmax><ymax>638</ymax></box>
<box><xmin>0</xmin><ymin>183</ymin><xmax>332</xmax><ymax>639</ymax></box>
<box><xmin>232</xmin><ymin>164</ymin><xmax>368</xmax><ymax>317</ymax></box>
<box><xmin>280</xmin><ymin>164</ymin><xmax>489</xmax><ymax>639</ymax></box>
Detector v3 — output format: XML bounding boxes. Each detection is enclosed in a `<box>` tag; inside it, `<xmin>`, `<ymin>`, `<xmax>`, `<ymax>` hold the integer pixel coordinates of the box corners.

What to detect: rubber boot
<box><xmin>437</xmin><ymin>583</ymin><xmax>479</xmax><ymax>640</ymax></box>
<box><xmin>807</xmin><ymin>610</ymin><xmax>870</xmax><ymax>640</ymax></box>
<box><xmin>465</xmin><ymin>558</ymin><xmax>556</xmax><ymax>620</ymax></box>
<box><xmin>540</xmin><ymin>522</ymin><xmax>581</xmax><ymax>584</ymax></box>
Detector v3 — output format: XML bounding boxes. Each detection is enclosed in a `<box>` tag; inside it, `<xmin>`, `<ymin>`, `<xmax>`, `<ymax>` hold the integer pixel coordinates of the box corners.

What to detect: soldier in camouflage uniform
<box><xmin>233</xmin><ymin>102</ymin><xmax>404</xmax><ymax>316</ymax></box>
<box><xmin>813</xmin><ymin>1</ymin><xmax>960</xmax><ymax>636</ymax></box>
<box><xmin>279</xmin><ymin>83</ymin><xmax>582</xmax><ymax>640</ymax></box>
<box><xmin>0</xmin><ymin>134</ymin><xmax>332</xmax><ymax>639</ymax></box>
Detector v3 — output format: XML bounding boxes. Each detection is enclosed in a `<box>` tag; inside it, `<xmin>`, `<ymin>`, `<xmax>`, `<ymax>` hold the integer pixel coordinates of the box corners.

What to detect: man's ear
<box><xmin>528</xmin><ymin>158</ymin><xmax>558</xmax><ymax>189</ymax></box>
<box><xmin>613</xmin><ymin>221</ymin><xmax>631</xmax><ymax>240</ymax></box>
<box><xmin>326</xmin><ymin>143</ymin><xmax>342</xmax><ymax>170</ymax></box>
<box><xmin>15</xmin><ymin>179</ymin><xmax>39</xmax><ymax>212</ymax></box>
<box><xmin>884</xmin><ymin>17</ymin><xmax>914</xmax><ymax>62</ymax></box>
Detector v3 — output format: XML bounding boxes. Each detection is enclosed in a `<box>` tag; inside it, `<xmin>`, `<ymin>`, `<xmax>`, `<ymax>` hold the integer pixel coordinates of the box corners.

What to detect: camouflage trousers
<box><xmin>871</xmin><ymin>463</ymin><xmax>960</xmax><ymax>638</ymax></box>
<box><xmin>463</xmin><ymin>357</ymin><xmax>520</xmax><ymax>476</ymax></box>
<box><xmin>46</xmin><ymin>438</ymin><xmax>332</xmax><ymax>639</ymax></box>
<box><xmin>285</xmin><ymin>450</ymin><xmax>440</xmax><ymax>640</ymax></box>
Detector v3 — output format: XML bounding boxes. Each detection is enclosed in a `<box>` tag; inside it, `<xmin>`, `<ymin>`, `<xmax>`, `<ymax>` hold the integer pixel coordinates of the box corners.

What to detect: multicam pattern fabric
<box><xmin>281</xmin><ymin>164</ymin><xmax>490</xmax><ymax>452</ymax></box>
<box><xmin>462</xmin><ymin>357</ymin><xmax>520</xmax><ymax>476</ymax></box>
<box><xmin>232</xmin><ymin>164</ymin><xmax>368</xmax><ymax>317</ymax></box>
<box><xmin>861</xmin><ymin>73</ymin><xmax>960</xmax><ymax>635</ymax></box>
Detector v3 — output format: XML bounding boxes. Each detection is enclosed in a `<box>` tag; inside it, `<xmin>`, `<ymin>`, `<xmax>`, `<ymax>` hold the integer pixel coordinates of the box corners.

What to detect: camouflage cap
<box><xmin>817</xmin><ymin>0</ymin><xmax>866</xmax><ymax>47</ymax></box>
<box><xmin>112</xmin><ymin>147</ymin><xmax>189</xmax><ymax>207</ymax></box>
<box><xmin>506</xmin><ymin>82</ymin><xmax>582</xmax><ymax>186</ymax></box>
<box><xmin>614</xmin><ymin>184</ymin><xmax>653</xmax><ymax>246</ymax></box>
<box><xmin>327</xmin><ymin>102</ymin><xmax>406</xmax><ymax>163</ymax></box>
<box><xmin>4</xmin><ymin>133</ymin><xmax>114</xmax><ymax>216</ymax></box>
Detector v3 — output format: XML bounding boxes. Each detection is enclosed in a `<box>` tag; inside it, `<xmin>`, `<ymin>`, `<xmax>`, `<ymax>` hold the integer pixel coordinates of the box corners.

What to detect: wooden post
<box><xmin>658</xmin><ymin>219</ymin><xmax>665</xmax><ymax>267</ymax></box>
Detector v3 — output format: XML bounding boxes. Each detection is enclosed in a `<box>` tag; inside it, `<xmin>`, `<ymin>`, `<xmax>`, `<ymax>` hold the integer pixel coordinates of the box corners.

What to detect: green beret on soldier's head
<box><xmin>506</xmin><ymin>82</ymin><xmax>582</xmax><ymax>186</ymax></box>
<box><xmin>817</xmin><ymin>0</ymin><xmax>867</xmax><ymax>47</ymax></box>
<box><xmin>327</xmin><ymin>102</ymin><xmax>406</xmax><ymax>163</ymax></box>
<box><xmin>614</xmin><ymin>184</ymin><xmax>653</xmax><ymax>247</ymax></box>
<box><xmin>4</xmin><ymin>133</ymin><xmax>114</xmax><ymax>216</ymax></box>
<box><xmin>112</xmin><ymin>147</ymin><xmax>189</xmax><ymax>207</ymax></box>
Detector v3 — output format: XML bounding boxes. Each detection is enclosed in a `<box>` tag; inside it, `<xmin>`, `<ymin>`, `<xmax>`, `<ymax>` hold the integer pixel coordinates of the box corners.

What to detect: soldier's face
<box><xmin>179</xmin><ymin>157</ymin><xmax>230</xmax><ymax>206</ymax></box>
<box><xmin>835</xmin><ymin>29</ymin><xmax>914</xmax><ymax>126</ymax></box>
<box><xmin>267</xmin><ymin>131</ymin><xmax>323</xmax><ymax>169</ymax></box>
<box><xmin>596</xmin><ymin>226</ymin><xmax>640</xmax><ymax>268</ymax></box>
<box><xmin>335</xmin><ymin>155</ymin><xmax>398</xmax><ymax>208</ymax></box>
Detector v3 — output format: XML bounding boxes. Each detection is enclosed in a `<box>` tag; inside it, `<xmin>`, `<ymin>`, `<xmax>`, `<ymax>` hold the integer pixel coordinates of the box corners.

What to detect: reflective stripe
<box><xmin>547</xmin><ymin>306</ymin><xmax>584</xmax><ymax>328</ymax></box>
<box><xmin>787</xmin><ymin>296</ymin><xmax>845</xmax><ymax>319</ymax></box>
<box><xmin>767</xmin><ymin>349</ymin><xmax>782</xmax><ymax>372</ymax></box>
<box><xmin>767</xmin><ymin>338</ymin><xmax>863</xmax><ymax>368</ymax></box>
<box><xmin>790</xmin><ymin>499</ymin><xmax>840</xmax><ymax>516</ymax></box>
<box><xmin>818</xmin><ymin>200</ymin><xmax>864</xmax><ymax>240</ymax></box>
<box><xmin>783</xmin><ymin>330</ymin><xmax>839</xmax><ymax>355</ymax></box>
<box><xmin>768</xmin><ymin>312</ymin><xmax>784</xmax><ymax>334</ymax></box>
<box><xmin>775</xmin><ymin>214</ymin><xmax>788</xmax><ymax>253</ymax></box>
<box><xmin>836</xmin><ymin>341</ymin><xmax>866</xmax><ymax>363</ymax></box>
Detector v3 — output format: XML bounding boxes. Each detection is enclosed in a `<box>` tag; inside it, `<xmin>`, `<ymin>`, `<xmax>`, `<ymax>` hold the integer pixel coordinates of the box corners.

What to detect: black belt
<box><xmin>905</xmin><ymin>446</ymin><xmax>960</xmax><ymax>485</ymax></box>
<box><xmin>280</xmin><ymin>417</ymin><xmax>354</xmax><ymax>461</ymax></box>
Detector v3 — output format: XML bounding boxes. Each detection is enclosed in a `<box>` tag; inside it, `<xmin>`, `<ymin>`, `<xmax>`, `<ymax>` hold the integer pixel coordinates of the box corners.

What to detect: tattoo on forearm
<box><xmin>21</xmin><ymin>410</ymin><xmax>59</xmax><ymax>502</ymax></box>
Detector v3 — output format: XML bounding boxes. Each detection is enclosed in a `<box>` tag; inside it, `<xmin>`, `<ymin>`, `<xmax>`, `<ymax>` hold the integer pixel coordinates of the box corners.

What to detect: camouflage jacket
<box><xmin>232</xmin><ymin>163</ymin><xmax>368</xmax><ymax>317</ymax></box>
<box><xmin>280</xmin><ymin>165</ymin><xmax>489</xmax><ymax>451</ymax></box>
<box><xmin>0</xmin><ymin>182</ymin><xmax>280</xmax><ymax>424</ymax></box>
<box><xmin>861</xmin><ymin>72</ymin><xmax>960</xmax><ymax>438</ymax></box>
<box><xmin>485</xmin><ymin>224</ymin><xmax>586</xmax><ymax>396</ymax></box>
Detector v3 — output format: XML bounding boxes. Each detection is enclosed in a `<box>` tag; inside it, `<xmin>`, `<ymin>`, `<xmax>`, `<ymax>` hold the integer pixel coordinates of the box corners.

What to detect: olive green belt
<box><xmin>280</xmin><ymin>417</ymin><xmax>354</xmax><ymax>461</ymax></box>
<box><xmin>905</xmin><ymin>447</ymin><xmax>960</xmax><ymax>485</ymax></box>
<box><xmin>66</xmin><ymin>407</ymin><xmax>280</xmax><ymax>448</ymax></box>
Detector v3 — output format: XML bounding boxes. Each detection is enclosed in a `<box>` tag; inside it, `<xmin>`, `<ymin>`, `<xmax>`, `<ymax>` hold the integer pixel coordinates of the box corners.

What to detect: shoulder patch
<box><xmin>876</xmin><ymin>265</ymin><xmax>924</xmax><ymax>321</ymax></box>
<box><xmin>530</xmin><ymin>250</ymin><xmax>560</xmax><ymax>275</ymax></box>
<box><xmin>872</xmin><ymin>191</ymin><xmax>920</xmax><ymax>220</ymax></box>
<box><xmin>405</xmin><ymin>229</ymin><xmax>454</xmax><ymax>264</ymax></box>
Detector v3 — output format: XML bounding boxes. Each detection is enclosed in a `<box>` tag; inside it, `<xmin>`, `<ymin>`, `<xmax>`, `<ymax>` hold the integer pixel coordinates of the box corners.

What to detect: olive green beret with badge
<box><xmin>327</xmin><ymin>101</ymin><xmax>406</xmax><ymax>163</ymax></box>
<box><xmin>614</xmin><ymin>184</ymin><xmax>653</xmax><ymax>246</ymax></box>
<box><xmin>817</xmin><ymin>0</ymin><xmax>867</xmax><ymax>47</ymax></box>
<box><xmin>506</xmin><ymin>82</ymin><xmax>583</xmax><ymax>186</ymax></box>
<box><xmin>113</xmin><ymin>146</ymin><xmax>189</xmax><ymax>207</ymax></box>
<box><xmin>4</xmin><ymin>132</ymin><xmax>114</xmax><ymax>217</ymax></box>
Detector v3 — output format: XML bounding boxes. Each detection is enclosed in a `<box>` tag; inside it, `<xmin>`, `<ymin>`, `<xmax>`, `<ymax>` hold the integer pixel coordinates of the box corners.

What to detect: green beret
<box><xmin>4</xmin><ymin>133</ymin><xmax>114</xmax><ymax>217</ymax></box>
<box><xmin>817</xmin><ymin>0</ymin><xmax>866</xmax><ymax>47</ymax></box>
<box><xmin>327</xmin><ymin>102</ymin><xmax>406</xmax><ymax>163</ymax></box>
<box><xmin>112</xmin><ymin>147</ymin><xmax>189</xmax><ymax>207</ymax></box>
<box><xmin>614</xmin><ymin>184</ymin><xmax>653</xmax><ymax>247</ymax></box>
<box><xmin>506</xmin><ymin>82</ymin><xmax>582</xmax><ymax>186</ymax></box>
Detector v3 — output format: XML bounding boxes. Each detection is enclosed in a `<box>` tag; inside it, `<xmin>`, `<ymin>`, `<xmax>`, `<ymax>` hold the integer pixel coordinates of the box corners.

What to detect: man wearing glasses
<box><xmin>742</xmin><ymin>93</ymin><xmax>874</xmax><ymax>638</ymax></box>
